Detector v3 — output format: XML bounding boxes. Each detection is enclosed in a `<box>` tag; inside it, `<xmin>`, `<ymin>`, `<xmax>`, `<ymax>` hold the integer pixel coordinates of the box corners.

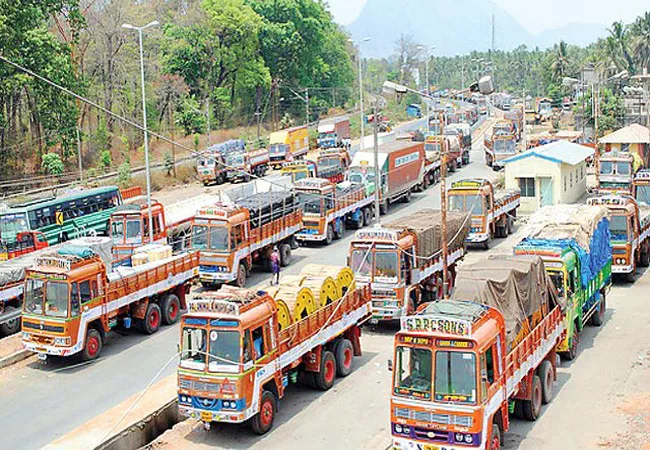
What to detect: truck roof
<box><xmin>186</xmin><ymin>287</ymin><xmax>270</xmax><ymax>319</ymax></box>
<box><xmin>375</xmin><ymin>140</ymin><xmax>423</xmax><ymax>154</ymax></box>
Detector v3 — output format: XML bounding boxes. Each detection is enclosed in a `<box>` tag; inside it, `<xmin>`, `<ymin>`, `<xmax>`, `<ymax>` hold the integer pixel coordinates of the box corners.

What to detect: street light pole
<box><xmin>350</xmin><ymin>37</ymin><xmax>371</xmax><ymax>151</ymax></box>
<box><xmin>372</xmin><ymin>101</ymin><xmax>381</xmax><ymax>224</ymax></box>
<box><xmin>123</xmin><ymin>20</ymin><xmax>159</xmax><ymax>244</ymax></box>
<box><xmin>206</xmin><ymin>97</ymin><xmax>211</xmax><ymax>146</ymax></box>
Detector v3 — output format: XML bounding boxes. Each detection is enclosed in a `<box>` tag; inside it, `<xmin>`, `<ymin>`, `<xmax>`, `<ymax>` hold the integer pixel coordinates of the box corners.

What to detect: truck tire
<box><xmin>325</xmin><ymin>225</ymin><xmax>334</xmax><ymax>245</ymax></box>
<box><xmin>379</xmin><ymin>200</ymin><xmax>389</xmax><ymax>215</ymax></box>
<box><xmin>279</xmin><ymin>244</ymin><xmax>292</xmax><ymax>267</ymax></box>
<box><xmin>334</xmin><ymin>339</ymin><xmax>354</xmax><ymax>377</ymax></box>
<box><xmin>354</xmin><ymin>210</ymin><xmax>365</xmax><ymax>229</ymax></box>
<box><xmin>402</xmin><ymin>190</ymin><xmax>412</xmax><ymax>203</ymax></box>
<box><xmin>489</xmin><ymin>423</ymin><xmax>501</xmax><ymax>450</ymax></box>
<box><xmin>482</xmin><ymin>235</ymin><xmax>491</xmax><ymax>250</ymax></box>
<box><xmin>640</xmin><ymin>245</ymin><xmax>650</xmax><ymax>267</ymax></box>
<box><xmin>334</xmin><ymin>220</ymin><xmax>345</xmax><ymax>239</ymax></box>
<box><xmin>251</xmin><ymin>390</ymin><xmax>277</xmax><ymax>435</ymax></box>
<box><xmin>233</xmin><ymin>264</ymin><xmax>247</xmax><ymax>288</ymax></box>
<box><xmin>538</xmin><ymin>360</ymin><xmax>554</xmax><ymax>404</ymax></box>
<box><xmin>161</xmin><ymin>294</ymin><xmax>181</xmax><ymax>325</ymax></box>
<box><xmin>522</xmin><ymin>374</ymin><xmax>543</xmax><ymax>421</ymax></box>
<box><xmin>0</xmin><ymin>317</ymin><xmax>20</xmax><ymax>336</ymax></box>
<box><xmin>363</xmin><ymin>207</ymin><xmax>373</xmax><ymax>226</ymax></box>
<box><xmin>143</xmin><ymin>302</ymin><xmax>162</xmax><ymax>335</ymax></box>
<box><xmin>590</xmin><ymin>293</ymin><xmax>605</xmax><ymax>326</ymax></box>
<box><xmin>562</xmin><ymin>325</ymin><xmax>579</xmax><ymax>361</ymax></box>
<box><xmin>506</xmin><ymin>217</ymin><xmax>514</xmax><ymax>235</ymax></box>
<box><xmin>314</xmin><ymin>350</ymin><xmax>336</xmax><ymax>391</ymax></box>
<box><xmin>289</xmin><ymin>235</ymin><xmax>299</xmax><ymax>250</ymax></box>
<box><xmin>81</xmin><ymin>328</ymin><xmax>103</xmax><ymax>362</ymax></box>
<box><xmin>625</xmin><ymin>266</ymin><xmax>636</xmax><ymax>283</ymax></box>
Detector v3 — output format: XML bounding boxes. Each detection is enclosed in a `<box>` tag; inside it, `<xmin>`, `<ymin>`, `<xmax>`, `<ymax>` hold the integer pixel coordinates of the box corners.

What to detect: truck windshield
<box><xmin>125</xmin><ymin>219</ymin><xmax>143</xmax><ymax>244</ymax></box>
<box><xmin>375</xmin><ymin>251</ymin><xmax>398</xmax><ymax>283</ymax></box>
<box><xmin>636</xmin><ymin>185</ymin><xmax>650</xmax><ymax>205</ymax></box>
<box><xmin>425</xmin><ymin>143</ymin><xmax>441</xmax><ymax>152</ymax></box>
<box><xmin>0</xmin><ymin>213</ymin><xmax>29</xmax><ymax>243</ymax></box>
<box><xmin>226</xmin><ymin>155</ymin><xmax>245</xmax><ymax>166</ymax></box>
<box><xmin>394</xmin><ymin>346</ymin><xmax>432</xmax><ymax>399</ymax></box>
<box><xmin>24</xmin><ymin>278</ymin><xmax>69</xmax><ymax>318</ymax></box>
<box><xmin>180</xmin><ymin>326</ymin><xmax>207</xmax><ymax>370</ymax></box>
<box><xmin>348</xmin><ymin>172</ymin><xmax>364</xmax><ymax>184</ymax></box>
<box><xmin>449</xmin><ymin>194</ymin><xmax>484</xmax><ymax>214</ymax></box>
<box><xmin>191</xmin><ymin>224</ymin><xmax>229</xmax><ymax>251</ymax></box>
<box><xmin>609</xmin><ymin>215</ymin><xmax>629</xmax><ymax>241</ymax></box>
<box><xmin>199</xmin><ymin>158</ymin><xmax>215</xmax><ymax>167</ymax></box>
<box><xmin>269</xmin><ymin>144</ymin><xmax>287</xmax><ymax>155</ymax></box>
<box><xmin>350</xmin><ymin>248</ymin><xmax>372</xmax><ymax>279</ymax></box>
<box><xmin>434</xmin><ymin>351</ymin><xmax>477</xmax><ymax>404</ymax></box>
<box><xmin>208</xmin><ymin>329</ymin><xmax>241</xmax><ymax>373</ymax></box>
<box><xmin>548</xmin><ymin>270</ymin><xmax>565</xmax><ymax>298</ymax></box>
<box><xmin>617</xmin><ymin>163</ymin><xmax>631</xmax><ymax>175</ymax></box>
<box><xmin>297</xmin><ymin>192</ymin><xmax>322</xmax><ymax>215</ymax></box>
<box><xmin>600</xmin><ymin>161</ymin><xmax>613</xmax><ymax>175</ymax></box>
<box><xmin>111</xmin><ymin>219</ymin><xmax>125</xmax><ymax>244</ymax></box>
<box><xmin>494</xmin><ymin>139</ymin><xmax>516</xmax><ymax>153</ymax></box>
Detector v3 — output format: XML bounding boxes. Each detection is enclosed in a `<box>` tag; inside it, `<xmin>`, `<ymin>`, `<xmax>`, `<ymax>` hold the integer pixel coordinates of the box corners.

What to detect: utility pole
<box><xmin>439</xmin><ymin>110</ymin><xmax>449</xmax><ymax>298</ymax></box>
<box><xmin>76</xmin><ymin>127</ymin><xmax>83</xmax><ymax>182</ymax></box>
<box><xmin>594</xmin><ymin>85</ymin><xmax>600</xmax><ymax>187</ymax></box>
<box><xmin>305</xmin><ymin>88</ymin><xmax>310</xmax><ymax>124</ymax></box>
<box><xmin>206</xmin><ymin>97</ymin><xmax>211</xmax><ymax>146</ymax></box>
<box><xmin>522</xmin><ymin>88</ymin><xmax>527</xmax><ymax>150</ymax></box>
<box><xmin>373</xmin><ymin>101</ymin><xmax>381</xmax><ymax>224</ymax></box>
<box><xmin>169</xmin><ymin>101</ymin><xmax>177</xmax><ymax>178</ymax></box>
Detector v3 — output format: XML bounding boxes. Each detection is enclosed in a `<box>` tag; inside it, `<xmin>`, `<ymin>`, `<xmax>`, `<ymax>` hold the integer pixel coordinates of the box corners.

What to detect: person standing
<box><xmin>270</xmin><ymin>246</ymin><xmax>281</xmax><ymax>285</ymax></box>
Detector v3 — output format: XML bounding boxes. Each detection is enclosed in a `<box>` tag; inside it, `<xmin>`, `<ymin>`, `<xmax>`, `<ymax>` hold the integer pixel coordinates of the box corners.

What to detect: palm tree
<box><xmin>608</xmin><ymin>21</ymin><xmax>635</xmax><ymax>73</ymax></box>
<box><xmin>632</xmin><ymin>12</ymin><xmax>650</xmax><ymax>72</ymax></box>
<box><xmin>551</xmin><ymin>41</ymin><xmax>570</xmax><ymax>79</ymax></box>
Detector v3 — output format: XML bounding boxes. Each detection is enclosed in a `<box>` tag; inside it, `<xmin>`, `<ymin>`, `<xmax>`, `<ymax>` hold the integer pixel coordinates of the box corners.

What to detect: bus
<box><xmin>0</xmin><ymin>186</ymin><xmax>123</xmax><ymax>246</ymax></box>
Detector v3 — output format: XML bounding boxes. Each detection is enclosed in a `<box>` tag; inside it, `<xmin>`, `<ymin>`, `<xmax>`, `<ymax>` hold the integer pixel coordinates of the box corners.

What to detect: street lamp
<box><xmin>383</xmin><ymin>76</ymin><xmax>495</xmax><ymax>298</ymax></box>
<box><xmin>123</xmin><ymin>20</ymin><xmax>159</xmax><ymax>243</ymax></box>
<box><xmin>349</xmin><ymin>37</ymin><xmax>372</xmax><ymax>151</ymax></box>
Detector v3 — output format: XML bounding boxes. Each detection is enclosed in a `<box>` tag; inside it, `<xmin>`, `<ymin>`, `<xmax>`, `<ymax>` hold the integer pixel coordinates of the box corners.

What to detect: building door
<box><xmin>539</xmin><ymin>177</ymin><xmax>553</xmax><ymax>206</ymax></box>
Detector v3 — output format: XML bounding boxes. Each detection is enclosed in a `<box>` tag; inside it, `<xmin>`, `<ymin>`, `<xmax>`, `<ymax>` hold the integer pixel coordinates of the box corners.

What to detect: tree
<box><xmin>117</xmin><ymin>161</ymin><xmax>132</xmax><ymax>187</ymax></box>
<box><xmin>607</xmin><ymin>21</ymin><xmax>635</xmax><ymax>73</ymax></box>
<box><xmin>41</xmin><ymin>153</ymin><xmax>65</xmax><ymax>176</ymax></box>
<box><xmin>550</xmin><ymin>41</ymin><xmax>570</xmax><ymax>80</ymax></box>
<box><xmin>632</xmin><ymin>12</ymin><xmax>650</xmax><ymax>72</ymax></box>
<box><xmin>177</xmin><ymin>96</ymin><xmax>207</xmax><ymax>136</ymax></box>
<box><xmin>393</xmin><ymin>34</ymin><xmax>423</xmax><ymax>85</ymax></box>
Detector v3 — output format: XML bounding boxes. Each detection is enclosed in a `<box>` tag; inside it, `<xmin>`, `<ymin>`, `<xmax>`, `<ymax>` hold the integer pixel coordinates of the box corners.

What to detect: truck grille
<box><xmin>392</xmin><ymin>407</ymin><xmax>473</xmax><ymax>427</ymax></box>
<box><xmin>22</xmin><ymin>321</ymin><xmax>64</xmax><ymax>333</ymax></box>
<box><xmin>303</xmin><ymin>220</ymin><xmax>319</xmax><ymax>228</ymax></box>
<box><xmin>179</xmin><ymin>378</ymin><xmax>222</xmax><ymax>393</ymax></box>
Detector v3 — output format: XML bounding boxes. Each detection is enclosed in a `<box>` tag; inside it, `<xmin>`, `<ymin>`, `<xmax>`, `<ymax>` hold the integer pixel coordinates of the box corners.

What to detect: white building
<box><xmin>502</xmin><ymin>141</ymin><xmax>594</xmax><ymax>213</ymax></box>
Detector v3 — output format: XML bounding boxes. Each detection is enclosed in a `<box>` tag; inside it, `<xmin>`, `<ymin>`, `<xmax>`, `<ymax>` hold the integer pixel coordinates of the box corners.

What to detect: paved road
<box><xmin>0</xmin><ymin>114</ymin><xmax>469</xmax><ymax>450</ymax></box>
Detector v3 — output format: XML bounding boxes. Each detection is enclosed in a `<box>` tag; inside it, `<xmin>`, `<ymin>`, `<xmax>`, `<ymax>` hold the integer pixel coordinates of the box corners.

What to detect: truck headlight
<box><xmin>464</xmin><ymin>434</ymin><xmax>473</xmax><ymax>444</ymax></box>
<box><xmin>394</xmin><ymin>424</ymin><xmax>403</xmax><ymax>433</ymax></box>
<box><xmin>22</xmin><ymin>332</ymin><xmax>31</xmax><ymax>341</ymax></box>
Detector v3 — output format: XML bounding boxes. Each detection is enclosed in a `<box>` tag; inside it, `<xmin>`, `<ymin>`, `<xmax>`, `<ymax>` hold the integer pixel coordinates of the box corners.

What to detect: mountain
<box><xmin>347</xmin><ymin>0</ymin><xmax>533</xmax><ymax>58</ymax></box>
<box><xmin>534</xmin><ymin>23</ymin><xmax>608</xmax><ymax>49</ymax></box>
<box><xmin>346</xmin><ymin>0</ymin><xmax>608</xmax><ymax>58</ymax></box>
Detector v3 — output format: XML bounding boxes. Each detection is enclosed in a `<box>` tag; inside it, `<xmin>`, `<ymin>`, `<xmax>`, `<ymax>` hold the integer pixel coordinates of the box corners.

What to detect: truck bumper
<box><xmin>199</xmin><ymin>271</ymin><xmax>235</xmax><ymax>283</ymax></box>
<box><xmin>612</xmin><ymin>263</ymin><xmax>634</xmax><ymax>274</ymax></box>
<box><xmin>466</xmin><ymin>232</ymin><xmax>489</xmax><ymax>244</ymax></box>
<box><xmin>371</xmin><ymin>306</ymin><xmax>404</xmax><ymax>322</ymax></box>
<box><xmin>23</xmin><ymin>341</ymin><xmax>79</xmax><ymax>357</ymax></box>
<box><xmin>178</xmin><ymin>405</ymin><xmax>247</xmax><ymax>424</ymax></box>
<box><xmin>393</xmin><ymin>437</ymin><xmax>482</xmax><ymax>450</ymax></box>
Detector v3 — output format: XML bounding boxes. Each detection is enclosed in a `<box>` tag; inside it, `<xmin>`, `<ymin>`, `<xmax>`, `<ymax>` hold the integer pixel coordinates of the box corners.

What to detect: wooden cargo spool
<box><xmin>273</xmin><ymin>283</ymin><xmax>316</xmax><ymax>322</ymax></box>
<box><xmin>275</xmin><ymin>299</ymin><xmax>293</xmax><ymax>331</ymax></box>
<box><xmin>301</xmin><ymin>264</ymin><xmax>356</xmax><ymax>295</ymax></box>
<box><xmin>301</xmin><ymin>275</ymin><xmax>339</xmax><ymax>309</ymax></box>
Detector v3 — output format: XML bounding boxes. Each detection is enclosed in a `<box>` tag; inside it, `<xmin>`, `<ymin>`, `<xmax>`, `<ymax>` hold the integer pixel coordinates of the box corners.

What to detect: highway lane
<box><xmin>0</xmin><ymin>119</ymin><xmax>490</xmax><ymax>450</ymax></box>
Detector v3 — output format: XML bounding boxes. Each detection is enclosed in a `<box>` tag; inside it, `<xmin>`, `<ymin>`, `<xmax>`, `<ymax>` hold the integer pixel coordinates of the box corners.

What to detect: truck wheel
<box><xmin>402</xmin><ymin>190</ymin><xmax>412</xmax><ymax>203</ymax></box>
<box><xmin>482</xmin><ymin>235</ymin><xmax>491</xmax><ymax>250</ymax></box>
<box><xmin>82</xmin><ymin>328</ymin><xmax>103</xmax><ymax>362</ymax></box>
<box><xmin>334</xmin><ymin>220</ymin><xmax>344</xmax><ymax>239</ymax></box>
<box><xmin>161</xmin><ymin>294</ymin><xmax>181</xmax><ymax>325</ymax></box>
<box><xmin>640</xmin><ymin>247</ymin><xmax>650</xmax><ymax>267</ymax></box>
<box><xmin>355</xmin><ymin>210</ymin><xmax>365</xmax><ymax>229</ymax></box>
<box><xmin>0</xmin><ymin>317</ymin><xmax>20</xmax><ymax>336</ymax></box>
<box><xmin>289</xmin><ymin>235</ymin><xmax>299</xmax><ymax>250</ymax></box>
<box><xmin>449</xmin><ymin>160</ymin><xmax>457</xmax><ymax>172</ymax></box>
<box><xmin>538</xmin><ymin>360</ymin><xmax>554</xmax><ymax>404</ymax></box>
<box><xmin>489</xmin><ymin>423</ymin><xmax>501</xmax><ymax>450</ymax></box>
<box><xmin>314</xmin><ymin>350</ymin><xmax>336</xmax><ymax>391</ymax></box>
<box><xmin>251</xmin><ymin>390</ymin><xmax>276</xmax><ymax>435</ymax></box>
<box><xmin>234</xmin><ymin>264</ymin><xmax>247</xmax><ymax>288</ymax></box>
<box><xmin>279</xmin><ymin>244</ymin><xmax>292</xmax><ymax>267</ymax></box>
<box><xmin>217</xmin><ymin>174</ymin><xmax>225</xmax><ymax>185</ymax></box>
<box><xmin>379</xmin><ymin>200</ymin><xmax>389</xmax><ymax>215</ymax></box>
<box><xmin>143</xmin><ymin>303</ymin><xmax>162</xmax><ymax>335</ymax></box>
<box><xmin>325</xmin><ymin>225</ymin><xmax>334</xmax><ymax>245</ymax></box>
<box><xmin>334</xmin><ymin>339</ymin><xmax>354</xmax><ymax>377</ymax></box>
<box><xmin>363</xmin><ymin>207</ymin><xmax>373</xmax><ymax>225</ymax></box>
<box><xmin>590</xmin><ymin>293</ymin><xmax>605</xmax><ymax>326</ymax></box>
<box><xmin>507</xmin><ymin>217</ymin><xmax>514</xmax><ymax>235</ymax></box>
<box><xmin>563</xmin><ymin>325</ymin><xmax>579</xmax><ymax>361</ymax></box>
<box><xmin>522</xmin><ymin>374</ymin><xmax>543</xmax><ymax>421</ymax></box>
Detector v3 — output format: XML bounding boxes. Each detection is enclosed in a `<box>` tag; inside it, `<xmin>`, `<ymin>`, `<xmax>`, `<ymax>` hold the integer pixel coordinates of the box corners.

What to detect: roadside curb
<box><xmin>0</xmin><ymin>348</ymin><xmax>32</xmax><ymax>369</ymax></box>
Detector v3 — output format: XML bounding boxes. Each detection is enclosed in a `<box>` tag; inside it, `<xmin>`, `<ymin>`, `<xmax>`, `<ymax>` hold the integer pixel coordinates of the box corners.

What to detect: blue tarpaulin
<box><xmin>57</xmin><ymin>245</ymin><xmax>96</xmax><ymax>259</ymax></box>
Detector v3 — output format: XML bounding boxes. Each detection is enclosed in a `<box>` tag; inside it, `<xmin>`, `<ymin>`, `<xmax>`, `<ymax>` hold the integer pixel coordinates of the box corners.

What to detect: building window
<box><xmin>518</xmin><ymin>178</ymin><xmax>535</xmax><ymax>197</ymax></box>
<box><xmin>564</xmin><ymin>176</ymin><xmax>567</xmax><ymax>192</ymax></box>
<box><xmin>621</xmin><ymin>143</ymin><xmax>630</xmax><ymax>152</ymax></box>
<box><xmin>570</xmin><ymin>172</ymin><xmax>573</xmax><ymax>187</ymax></box>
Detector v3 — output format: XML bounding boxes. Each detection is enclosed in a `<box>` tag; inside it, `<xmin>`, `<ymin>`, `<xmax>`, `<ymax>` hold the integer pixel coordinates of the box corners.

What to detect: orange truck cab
<box><xmin>21</xmin><ymin>242</ymin><xmax>199</xmax><ymax>361</ymax></box>
<box><xmin>177</xmin><ymin>281</ymin><xmax>372</xmax><ymax>434</ymax></box>
<box><xmin>0</xmin><ymin>231</ymin><xmax>48</xmax><ymax>261</ymax></box>
<box><xmin>448</xmin><ymin>179</ymin><xmax>520</xmax><ymax>249</ymax></box>
<box><xmin>191</xmin><ymin>193</ymin><xmax>302</xmax><ymax>288</ymax></box>
<box><xmin>633</xmin><ymin>169</ymin><xmax>650</xmax><ymax>205</ymax></box>
<box><xmin>110</xmin><ymin>201</ymin><xmax>168</xmax><ymax>261</ymax></box>
<box><xmin>597</xmin><ymin>152</ymin><xmax>636</xmax><ymax>194</ymax></box>
<box><xmin>390</xmin><ymin>256</ymin><xmax>564</xmax><ymax>450</ymax></box>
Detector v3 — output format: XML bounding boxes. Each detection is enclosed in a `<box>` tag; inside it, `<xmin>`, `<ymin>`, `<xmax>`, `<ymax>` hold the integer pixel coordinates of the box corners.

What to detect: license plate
<box><xmin>201</xmin><ymin>411</ymin><xmax>212</xmax><ymax>422</ymax></box>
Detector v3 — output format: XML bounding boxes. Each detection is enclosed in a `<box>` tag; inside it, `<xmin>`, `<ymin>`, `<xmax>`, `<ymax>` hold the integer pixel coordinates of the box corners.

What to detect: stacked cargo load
<box><xmin>450</xmin><ymin>255</ymin><xmax>562</xmax><ymax>350</ymax></box>
<box><xmin>237</xmin><ymin>191</ymin><xmax>299</xmax><ymax>229</ymax></box>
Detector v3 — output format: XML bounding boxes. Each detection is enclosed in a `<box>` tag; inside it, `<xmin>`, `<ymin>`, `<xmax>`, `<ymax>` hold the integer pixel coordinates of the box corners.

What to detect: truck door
<box><xmin>480</xmin><ymin>341</ymin><xmax>500</xmax><ymax>403</ymax></box>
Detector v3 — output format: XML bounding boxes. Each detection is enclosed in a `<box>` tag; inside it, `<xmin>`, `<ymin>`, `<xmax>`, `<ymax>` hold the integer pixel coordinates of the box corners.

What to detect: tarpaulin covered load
<box><xmin>384</xmin><ymin>209</ymin><xmax>470</xmax><ymax>268</ymax></box>
<box><xmin>515</xmin><ymin>204</ymin><xmax>611</xmax><ymax>288</ymax></box>
<box><xmin>0</xmin><ymin>236</ymin><xmax>113</xmax><ymax>288</ymax></box>
<box><xmin>450</xmin><ymin>255</ymin><xmax>562</xmax><ymax>351</ymax></box>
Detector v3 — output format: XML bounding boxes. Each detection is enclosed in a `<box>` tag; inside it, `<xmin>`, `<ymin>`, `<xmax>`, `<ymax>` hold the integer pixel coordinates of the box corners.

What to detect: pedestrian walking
<box><xmin>270</xmin><ymin>246</ymin><xmax>281</xmax><ymax>285</ymax></box>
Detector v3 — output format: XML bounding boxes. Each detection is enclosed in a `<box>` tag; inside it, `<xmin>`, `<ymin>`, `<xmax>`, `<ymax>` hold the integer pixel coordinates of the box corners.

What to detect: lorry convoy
<box><xmin>177</xmin><ymin>268</ymin><xmax>372</xmax><ymax>434</ymax></box>
<box><xmin>348</xmin><ymin>209</ymin><xmax>470</xmax><ymax>322</ymax></box>
<box><xmin>225</xmin><ymin>149</ymin><xmax>269</xmax><ymax>183</ymax></box>
<box><xmin>317</xmin><ymin>116</ymin><xmax>351</xmax><ymax>149</ymax></box>
<box><xmin>390</xmin><ymin>255</ymin><xmax>564</xmax><ymax>450</ymax></box>
<box><xmin>448</xmin><ymin>179</ymin><xmax>520</xmax><ymax>249</ymax></box>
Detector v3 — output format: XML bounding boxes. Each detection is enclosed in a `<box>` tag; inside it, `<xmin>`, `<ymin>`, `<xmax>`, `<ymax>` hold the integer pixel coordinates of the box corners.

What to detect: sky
<box><xmin>326</xmin><ymin>0</ymin><xmax>649</xmax><ymax>33</ymax></box>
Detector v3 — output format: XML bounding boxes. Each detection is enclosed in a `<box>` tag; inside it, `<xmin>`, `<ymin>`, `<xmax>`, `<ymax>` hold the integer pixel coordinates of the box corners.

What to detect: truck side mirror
<box><xmin>387</xmin><ymin>359</ymin><xmax>393</xmax><ymax>371</ymax></box>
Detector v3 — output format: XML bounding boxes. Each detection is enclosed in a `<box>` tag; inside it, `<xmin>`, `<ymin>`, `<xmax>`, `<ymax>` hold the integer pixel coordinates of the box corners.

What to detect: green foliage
<box><xmin>100</xmin><ymin>150</ymin><xmax>112</xmax><ymax>172</ymax></box>
<box><xmin>164</xmin><ymin>152</ymin><xmax>175</xmax><ymax>175</ymax></box>
<box><xmin>177</xmin><ymin>96</ymin><xmax>207</xmax><ymax>136</ymax></box>
<box><xmin>92</xmin><ymin>118</ymin><xmax>110</xmax><ymax>154</ymax></box>
<box><xmin>117</xmin><ymin>162</ymin><xmax>132</xmax><ymax>188</ymax></box>
<box><xmin>41</xmin><ymin>153</ymin><xmax>65</xmax><ymax>176</ymax></box>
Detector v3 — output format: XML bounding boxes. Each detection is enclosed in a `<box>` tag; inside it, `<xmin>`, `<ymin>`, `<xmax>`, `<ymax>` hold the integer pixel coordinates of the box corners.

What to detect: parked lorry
<box><xmin>422</xmin><ymin>145</ymin><xmax>442</xmax><ymax>188</ymax></box>
<box><xmin>0</xmin><ymin>236</ymin><xmax>109</xmax><ymax>337</ymax></box>
<box><xmin>536</xmin><ymin>98</ymin><xmax>553</xmax><ymax>123</ymax></box>
<box><xmin>268</xmin><ymin>125</ymin><xmax>310</xmax><ymax>168</ymax></box>
<box><xmin>390</xmin><ymin>255</ymin><xmax>564</xmax><ymax>450</ymax></box>
<box><xmin>177</xmin><ymin>273</ymin><xmax>372</xmax><ymax>434</ymax></box>
<box><xmin>21</xmin><ymin>240</ymin><xmax>199</xmax><ymax>361</ymax></box>
<box><xmin>484</xmin><ymin>119</ymin><xmax>517</xmax><ymax>168</ymax></box>
<box><xmin>191</xmin><ymin>178</ymin><xmax>302</xmax><ymax>287</ymax></box>
<box><xmin>446</xmin><ymin>123</ymin><xmax>472</xmax><ymax>165</ymax></box>
<box><xmin>597</xmin><ymin>152</ymin><xmax>639</xmax><ymax>194</ymax></box>
<box><xmin>448</xmin><ymin>179</ymin><xmax>520</xmax><ymax>249</ymax></box>
<box><xmin>0</xmin><ymin>231</ymin><xmax>49</xmax><ymax>261</ymax></box>
<box><xmin>225</xmin><ymin>149</ymin><xmax>269</xmax><ymax>183</ymax></box>
<box><xmin>424</xmin><ymin>135</ymin><xmax>460</xmax><ymax>173</ymax></box>
<box><xmin>514</xmin><ymin>204</ymin><xmax>612</xmax><ymax>360</ymax></box>
<box><xmin>347</xmin><ymin>141</ymin><xmax>425</xmax><ymax>214</ymax></box>
<box><xmin>109</xmin><ymin>195</ymin><xmax>221</xmax><ymax>261</ymax></box>
<box><xmin>316</xmin><ymin>148</ymin><xmax>350</xmax><ymax>183</ymax></box>
<box><xmin>294</xmin><ymin>178</ymin><xmax>375</xmax><ymax>244</ymax></box>
<box><xmin>197</xmin><ymin>152</ymin><xmax>227</xmax><ymax>186</ymax></box>
<box><xmin>633</xmin><ymin>169</ymin><xmax>650</xmax><ymax>205</ymax></box>
<box><xmin>317</xmin><ymin>116</ymin><xmax>351</xmax><ymax>149</ymax></box>
<box><xmin>280</xmin><ymin>161</ymin><xmax>317</xmax><ymax>183</ymax></box>
<box><xmin>348</xmin><ymin>209</ymin><xmax>470</xmax><ymax>322</ymax></box>
<box><xmin>587</xmin><ymin>195</ymin><xmax>650</xmax><ymax>280</ymax></box>
<box><xmin>406</xmin><ymin>103</ymin><xmax>423</xmax><ymax>118</ymax></box>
